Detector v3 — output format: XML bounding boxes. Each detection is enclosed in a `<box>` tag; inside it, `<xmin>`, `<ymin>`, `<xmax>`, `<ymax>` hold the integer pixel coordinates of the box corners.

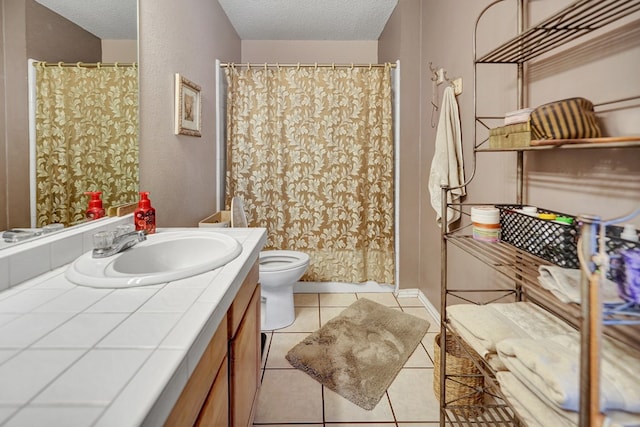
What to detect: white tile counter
<box><xmin>0</xmin><ymin>227</ymin><xmax>267</xmax><ymax>427</ymax></box>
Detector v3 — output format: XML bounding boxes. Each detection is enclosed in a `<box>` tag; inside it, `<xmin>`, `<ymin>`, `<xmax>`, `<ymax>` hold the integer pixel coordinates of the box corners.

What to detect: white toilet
<box><xmin>231</xmin><ymin>197</ymin><xmax>310</xmax><ymax>330</ymax></box>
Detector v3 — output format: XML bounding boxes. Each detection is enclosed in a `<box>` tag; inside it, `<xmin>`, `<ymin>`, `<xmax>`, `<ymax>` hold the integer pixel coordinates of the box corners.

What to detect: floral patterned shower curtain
<box><xmin>35</xmin><ymin>63</ymin><xmax>139</xmax><ymax>227</ymax></box>
<box><xmin>225</xmin><ymin>64</ymin><xmax>395</xmax><ymax>284</ymax></box>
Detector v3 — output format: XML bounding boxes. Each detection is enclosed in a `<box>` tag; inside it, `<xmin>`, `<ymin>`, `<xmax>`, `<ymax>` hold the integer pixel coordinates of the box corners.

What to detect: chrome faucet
<box><xmin>92</xmin><ymin>230</ymin><xmax>147</xmax><ymax>258</ymax></box>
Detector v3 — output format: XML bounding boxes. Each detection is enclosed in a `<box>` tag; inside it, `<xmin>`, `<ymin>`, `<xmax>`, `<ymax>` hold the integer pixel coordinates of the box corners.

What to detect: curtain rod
<box><xmin>32</xmin><ymin>61</ymin><xmax>137</xmax><ymax>68</ymax></box>
<box><xmin>220</xmin><ymin>62</ymin><xmax>396</xmax><ymax>69</ymax></box>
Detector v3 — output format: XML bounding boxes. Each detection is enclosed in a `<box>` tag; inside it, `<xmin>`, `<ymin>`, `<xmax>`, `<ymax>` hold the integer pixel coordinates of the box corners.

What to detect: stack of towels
<box><xmin>504</xmin><ymin>108</ymin><xmax>534</xmax><ymax>125</ymax></box>
<box><xmin>447</xmin><ymin>302</ymin><xmax>640</xmax><ymax>426</ymax></box>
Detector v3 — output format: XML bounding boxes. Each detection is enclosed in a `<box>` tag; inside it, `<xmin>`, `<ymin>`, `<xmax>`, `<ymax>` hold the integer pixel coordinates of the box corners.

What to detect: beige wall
<box><xmin>379</xmin><ymin>0</ymin><xmax>640</xmax><ymax>310</ymax></box>
<box><xmin>102</xmin><ymin>40</ymin><xmax>138</xmax><ymax>63</ymax></box>
<box><xmin>378</xmin><ymin>0</ymin><xmax>422</xmax><ymax>294</ymax></box>
<box><xmin>138</xmin><ymin>0</ymin><xmax>240</xmax><ymax>227</ymax></box>
<box><xmin>0</xmin><ymin>0</ymin><xmax>101</xmax><ymax>230</ymax></box>
<box><xmin>241</xmin><ymin>40</ymin><xmax>377</xmax><ymax>63</ymax></box>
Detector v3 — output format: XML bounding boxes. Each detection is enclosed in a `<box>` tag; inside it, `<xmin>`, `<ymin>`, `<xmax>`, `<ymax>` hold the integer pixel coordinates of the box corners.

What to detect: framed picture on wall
<box><xmin>174</xmin><ymin>73</ymin><xmax>201</xmax><ymax>137</ymax></box>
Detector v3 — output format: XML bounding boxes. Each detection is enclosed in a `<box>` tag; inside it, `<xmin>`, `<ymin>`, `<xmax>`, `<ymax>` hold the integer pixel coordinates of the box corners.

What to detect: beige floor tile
<box><xmin>265</xmin><ymin>332</ymin><xmax>309</xmax><ymax>369</ymax></box>
<box><xmin>294</xmin><ymin>293</ymin><xmax>319</xmax><ymax>307</ymax></box>
<box><xmin>396</xmin><ymin>296</ymin><xmax>423</xmax><ymax>307</ymax></box>
<box><xmin>332</xmin><ymin>424</ymin><xmax>397</xmax><ymax>427</ymax></box>
<box><xmin>255</xmin><ymin>425</ymin><xmax>323</xmax><ymax>427</ymax></box>
<box><xmin>320</xmin><ymin>307</ymin><xmax>347</xmax><ymax>326</ymax></box>
<box><xmin>320</xmin><ymin>293</ymin><xmax>357</xmax><ymax>307</ymax></box>
<box><xmin>402</xmin><ymin>307</ymin><xmax>437</xmax><ymax>326</ymax></box>
<box><xmin>387</xmin><ymin>368</ymin><xmax>440</xmax><ymax>422</ymax></box>
<box><xmin>323</xmin><ymin>387</ymin><xmax>395</xmax><ymax>423</ymax></box>
<box><xmin>403</xmin><ymin>343</ymin><xmax>433</xmax><ymax>368</ymax></box>
<box><xmin>422</xmin><ymin>332</ymin><xmax>438</xmax><ymax>363</ymax></box>
<box><xmin>356</xmin><ymin>292</ymin><xmax>399</xmax><ymax>307</ymax></box>
<box><xmin>276</xmin><ymin>306</ymin><xmax>320</xmax><ymax>333</ymax></box>
<box><xmin>397</xmin><ymin>424</ymin><xmax>439</xmax><ymax>426</ymax></box>
<box><xmin>261</xmin><ymin>331</ymin><xmax>273</xmax><ymax>369</ymax></box>
<box><xmin>253</xmin><ymin>369</ymin><xmax>323</xmax><ymax>424</ymax></box>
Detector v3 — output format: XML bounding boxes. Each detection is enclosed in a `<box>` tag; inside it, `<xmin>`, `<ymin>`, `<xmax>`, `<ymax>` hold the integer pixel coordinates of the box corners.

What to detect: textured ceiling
<box><xmin>33</xmin><ymin>0</ymin><xmax>397</xmax><ymax>41</ymax></box>
<box><xmin>34</xmin><ymin>0</ymin><xmax>137</xmax><ymax>39</ymax></box>
<box><xmin>217</xmin><ymin>0</ymin><xmax>398</xmax><ymax>40</ymax></box>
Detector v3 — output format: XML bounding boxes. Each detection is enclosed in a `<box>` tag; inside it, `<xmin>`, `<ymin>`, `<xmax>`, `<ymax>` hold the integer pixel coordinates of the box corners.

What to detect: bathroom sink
<box><xmin>66</xmin><ymin>231</ymin><xmax>242</xmax><ymax>288</ymax></box>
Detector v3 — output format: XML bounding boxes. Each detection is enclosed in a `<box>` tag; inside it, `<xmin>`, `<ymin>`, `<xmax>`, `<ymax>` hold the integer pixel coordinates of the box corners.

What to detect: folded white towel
<box><xmin>497</xmin><ymin>371</ymin><xmax>640</xmax><ymax>427</ymax></box>
<box><xmin>448</xmin><ymin>302</ymin><xmax>574</xmax><ymax>371</ymax></box>
<box><xmin>538</xmin><ymin>265</ymin><xmax>623</xmax><ymax>304</ymax></box>
<box><xmin>497</xmin><ymin>334</ymin><xmax>640</xmax><ymax>413</ymax></box>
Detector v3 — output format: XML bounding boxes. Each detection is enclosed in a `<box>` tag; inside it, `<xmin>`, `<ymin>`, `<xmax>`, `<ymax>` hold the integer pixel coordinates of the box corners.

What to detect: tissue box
<box><xmin>199</xmin><ymin>211</ymin><xmax>231</xmax><ymax>227</ymax></box>
<box><xmin>489</xmin><ymin>122</ymin><xmax>531</xmax><ymax>149</ymax></box>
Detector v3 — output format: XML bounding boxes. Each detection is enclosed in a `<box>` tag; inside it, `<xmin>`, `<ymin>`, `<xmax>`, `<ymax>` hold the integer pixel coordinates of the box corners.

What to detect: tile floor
<box><xmin>253</xmin><ymin>292</ymin><xmax>441</xmax><ymax>426</ymax></box>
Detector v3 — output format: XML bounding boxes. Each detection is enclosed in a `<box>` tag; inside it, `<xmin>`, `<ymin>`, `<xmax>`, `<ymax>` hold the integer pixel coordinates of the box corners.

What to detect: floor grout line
<box><xmin>256</xmin><ymin>292</ymin><xmax>439</xmax><ymax>426</ymax></box>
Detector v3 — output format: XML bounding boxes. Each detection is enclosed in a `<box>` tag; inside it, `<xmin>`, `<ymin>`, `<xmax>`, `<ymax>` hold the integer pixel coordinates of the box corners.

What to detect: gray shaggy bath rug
<box><xmin>285</xmin><ymin>298</ymin><xmax>430</xmax><ymax>410</ymax></box>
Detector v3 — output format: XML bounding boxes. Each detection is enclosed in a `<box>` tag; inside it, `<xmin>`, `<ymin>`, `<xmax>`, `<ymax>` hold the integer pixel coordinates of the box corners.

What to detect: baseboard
<box><xmin>293</xmin><ymin>283</ymin><xmax>442</xmax><ymax>324</ymax></box>
<box><xmin>294</xmin><ymin>281</ymin><xmax>395</xmax><ymax>293</ymax></box>
<box><xmin>396</xmin><ymin>288</ymin><xmax>441</xmax><ymax>325</ymax></box>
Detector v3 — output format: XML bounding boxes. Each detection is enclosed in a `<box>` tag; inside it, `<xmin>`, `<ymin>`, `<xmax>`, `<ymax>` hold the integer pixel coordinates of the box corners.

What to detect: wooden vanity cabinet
<box><xmin>229</xmin><ymin>283</ymin><xmax>261</xmax><ymax>426</ymax></box>
<box><xmin>165</xmin><ymin>261</ymin><xmax>261</xmax><ymax>427</ymax></box>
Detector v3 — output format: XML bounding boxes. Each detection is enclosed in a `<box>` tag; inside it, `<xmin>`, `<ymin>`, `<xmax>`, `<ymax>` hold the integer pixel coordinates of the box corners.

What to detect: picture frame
<box><xmin>174</xmin><ymin>73</ymin><xmax>202</xmax><ymax>137</ymax></box>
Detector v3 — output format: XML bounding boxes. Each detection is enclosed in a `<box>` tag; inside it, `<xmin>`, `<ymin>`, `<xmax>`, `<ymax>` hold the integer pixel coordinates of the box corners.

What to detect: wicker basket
<box><xmin>433</xmin><ymin>333</ymin><xmax>484</xmax><ymax>418</ymax></box>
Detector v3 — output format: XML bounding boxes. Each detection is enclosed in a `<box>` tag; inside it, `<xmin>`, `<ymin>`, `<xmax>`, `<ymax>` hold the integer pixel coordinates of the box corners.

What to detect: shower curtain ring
<box><xmin>297</xmin><ymin>63</ymin><xmax>300</xmax><ymax>70</ymax></box>
<box><xmin>76</xmin><ymin>62</ymin><xmax>83</xmax><ymax>68</ymax></box>
<box><xmin>114</xmin><ymin>62</ymin><xmax>119</xmax><ymax>68</ymax></box>
<box><xmin>58</xmin><ymin>61</ymin><xmax>64</xmax><ymax>68</ymax></box>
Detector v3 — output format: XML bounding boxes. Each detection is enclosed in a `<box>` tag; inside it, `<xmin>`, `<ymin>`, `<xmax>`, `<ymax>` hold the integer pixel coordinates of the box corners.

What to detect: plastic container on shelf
<box><xmin>471</xmin><ymin>206</ymin><xmax>501</xmax><ymax>243</ymax></box>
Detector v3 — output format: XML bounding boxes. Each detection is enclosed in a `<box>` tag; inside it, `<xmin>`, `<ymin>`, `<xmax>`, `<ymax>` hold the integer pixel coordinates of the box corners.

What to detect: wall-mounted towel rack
<box><xmin>429</xmin><ymin>62</ymin><xmax>463</xmax><ymax>95</ymax></box>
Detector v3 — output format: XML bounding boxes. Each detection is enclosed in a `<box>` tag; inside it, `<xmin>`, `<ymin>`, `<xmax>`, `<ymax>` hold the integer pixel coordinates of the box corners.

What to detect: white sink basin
<box><xmin>66</xmin><ymin>231</ymin><xmax>242</xmax><ymax>288</ymax></box>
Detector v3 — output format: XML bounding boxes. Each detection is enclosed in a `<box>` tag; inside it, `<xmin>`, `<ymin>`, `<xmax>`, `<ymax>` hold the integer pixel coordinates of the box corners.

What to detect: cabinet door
<box><xmin>164</xmin><ymin>317</ymin><xmax>228</xmax><ymax>427</ymax></box>
<box><xmin>195</xmin><ymin>357</ymin><xmax>229</xmax><ymax>427</ymax></box>
<box><xmin>229</xmin><ymin>285</ymin><xmax>261</xmax><ymax>427</ymax></box>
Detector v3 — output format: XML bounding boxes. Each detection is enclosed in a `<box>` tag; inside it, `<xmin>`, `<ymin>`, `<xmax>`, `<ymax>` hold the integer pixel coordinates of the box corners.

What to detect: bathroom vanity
<box><xmin>0</xmin><ymin>225</ymin><xmax>267</xmax><ymax>426</ymax></box>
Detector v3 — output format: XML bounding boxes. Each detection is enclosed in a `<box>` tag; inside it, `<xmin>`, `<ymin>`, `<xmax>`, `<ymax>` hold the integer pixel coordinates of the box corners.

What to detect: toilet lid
<box><xmin>259</xmin><ymin>250</ymin><xmax>309</xmax><ymax>272</ymax></box>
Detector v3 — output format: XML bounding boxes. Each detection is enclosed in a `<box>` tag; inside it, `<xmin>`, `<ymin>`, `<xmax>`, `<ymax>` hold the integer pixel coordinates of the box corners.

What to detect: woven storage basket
<box><xmin>433</xmin><ymin>333</ymin><xmax>484</xmax><ymax>418</ymax></box>
<box><xmin>489</xmin><ymin>122</ymin><xmax>531</xmax><ymax>149</ymax></box>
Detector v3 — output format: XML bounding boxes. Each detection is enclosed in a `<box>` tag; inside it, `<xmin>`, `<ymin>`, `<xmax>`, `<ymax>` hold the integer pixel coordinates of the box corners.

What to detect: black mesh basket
<box><xmin>498</xmin><ymin>205</ymin><xmax>640</xmax><ymax>271</ymax></box>
<box><xmin>497</xmin><ymin>205</ymin><xmax>579</xmax><ymax>267</ymax></box>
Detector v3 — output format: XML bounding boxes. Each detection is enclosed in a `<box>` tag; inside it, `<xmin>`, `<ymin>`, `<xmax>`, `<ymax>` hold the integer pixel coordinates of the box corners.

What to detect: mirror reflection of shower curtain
<box><xmin>225</xmin><ymin>64</ymin><xmax>395</xmax><ymax>284</ymax></box>
<box><xmin>31</xmin><ymin>62</ymin><xmax>139</xmax><ymax>227</ymax></box>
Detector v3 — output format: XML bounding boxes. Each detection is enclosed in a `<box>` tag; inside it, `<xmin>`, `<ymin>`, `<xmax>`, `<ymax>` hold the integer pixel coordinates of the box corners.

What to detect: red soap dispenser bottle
<box><xmin>135</xmin><ymin>192</ymin><xmax>156</xmax><ymax>234</ymax></box>
<box><xmin>85</xmin><ymin>191</ymin><xmax>105</xmax><ymax>220</ymax></box>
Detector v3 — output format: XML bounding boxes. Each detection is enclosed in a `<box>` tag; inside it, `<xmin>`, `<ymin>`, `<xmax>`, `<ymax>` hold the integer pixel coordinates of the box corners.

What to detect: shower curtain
<box><xmin>34</xmin><ymin>63</ymin><xmax>138</xmax><ymax>227</ymax></box>
<box><xmin>225</xmin><ymin>64</ymin><xmax>395</xmax><ymax>284</ymax></box>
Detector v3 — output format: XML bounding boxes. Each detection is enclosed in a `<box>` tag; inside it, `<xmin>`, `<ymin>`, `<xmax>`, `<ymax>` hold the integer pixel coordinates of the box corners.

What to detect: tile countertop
<box><xmin>0</xmin><ymin>227</ymin><xmax>267</xmax><ymax>427</ymax></box>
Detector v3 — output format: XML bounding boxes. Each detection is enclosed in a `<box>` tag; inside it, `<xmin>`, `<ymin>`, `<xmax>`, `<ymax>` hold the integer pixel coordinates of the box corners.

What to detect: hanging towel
<box><xmin>428</xmin><ymin>86</ymin><xmax>466</xmax><ymax>230</ymax></box>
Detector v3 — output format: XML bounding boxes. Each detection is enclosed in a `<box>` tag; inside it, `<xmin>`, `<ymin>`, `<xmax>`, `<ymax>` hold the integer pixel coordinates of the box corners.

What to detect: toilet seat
<box><xmin>259</xmin><ymin>250</ymin><xmax>309</xmax><ymax>272</ymax></box>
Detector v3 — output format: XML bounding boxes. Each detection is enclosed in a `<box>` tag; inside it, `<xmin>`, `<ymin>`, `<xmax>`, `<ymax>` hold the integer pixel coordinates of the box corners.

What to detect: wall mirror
<box><xmin>1</xmin><ymin>0</ymin><xmax>138</xmax><ymax>248</ymax></box>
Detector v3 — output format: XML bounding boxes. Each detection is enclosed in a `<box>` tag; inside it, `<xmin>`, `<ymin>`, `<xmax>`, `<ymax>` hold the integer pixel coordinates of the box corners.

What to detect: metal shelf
<box><xmin>477</xmin><ymin>0</ymin><xmax>640</xmax><ymax>64</ymax></box>
<box><xmin>476</xmin><ymin>139</ymin><xmax>640</xmax><ymax>152</ymax></box>
<box><xmin>446</xmin><ymin>235</ymin><xmax>640</xmax><ymax>349</ymax></box>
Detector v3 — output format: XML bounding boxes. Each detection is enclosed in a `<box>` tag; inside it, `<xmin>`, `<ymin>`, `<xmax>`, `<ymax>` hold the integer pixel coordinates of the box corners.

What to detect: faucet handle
<box><xmin>93</xmin><ymin>231</ymin><xmax>115</xmax><ymax>250</ymax></box>
<box><xmin>116</xmin><ymin>224</ymin><xmax>135</xmax><ymax>237</ymax></box>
